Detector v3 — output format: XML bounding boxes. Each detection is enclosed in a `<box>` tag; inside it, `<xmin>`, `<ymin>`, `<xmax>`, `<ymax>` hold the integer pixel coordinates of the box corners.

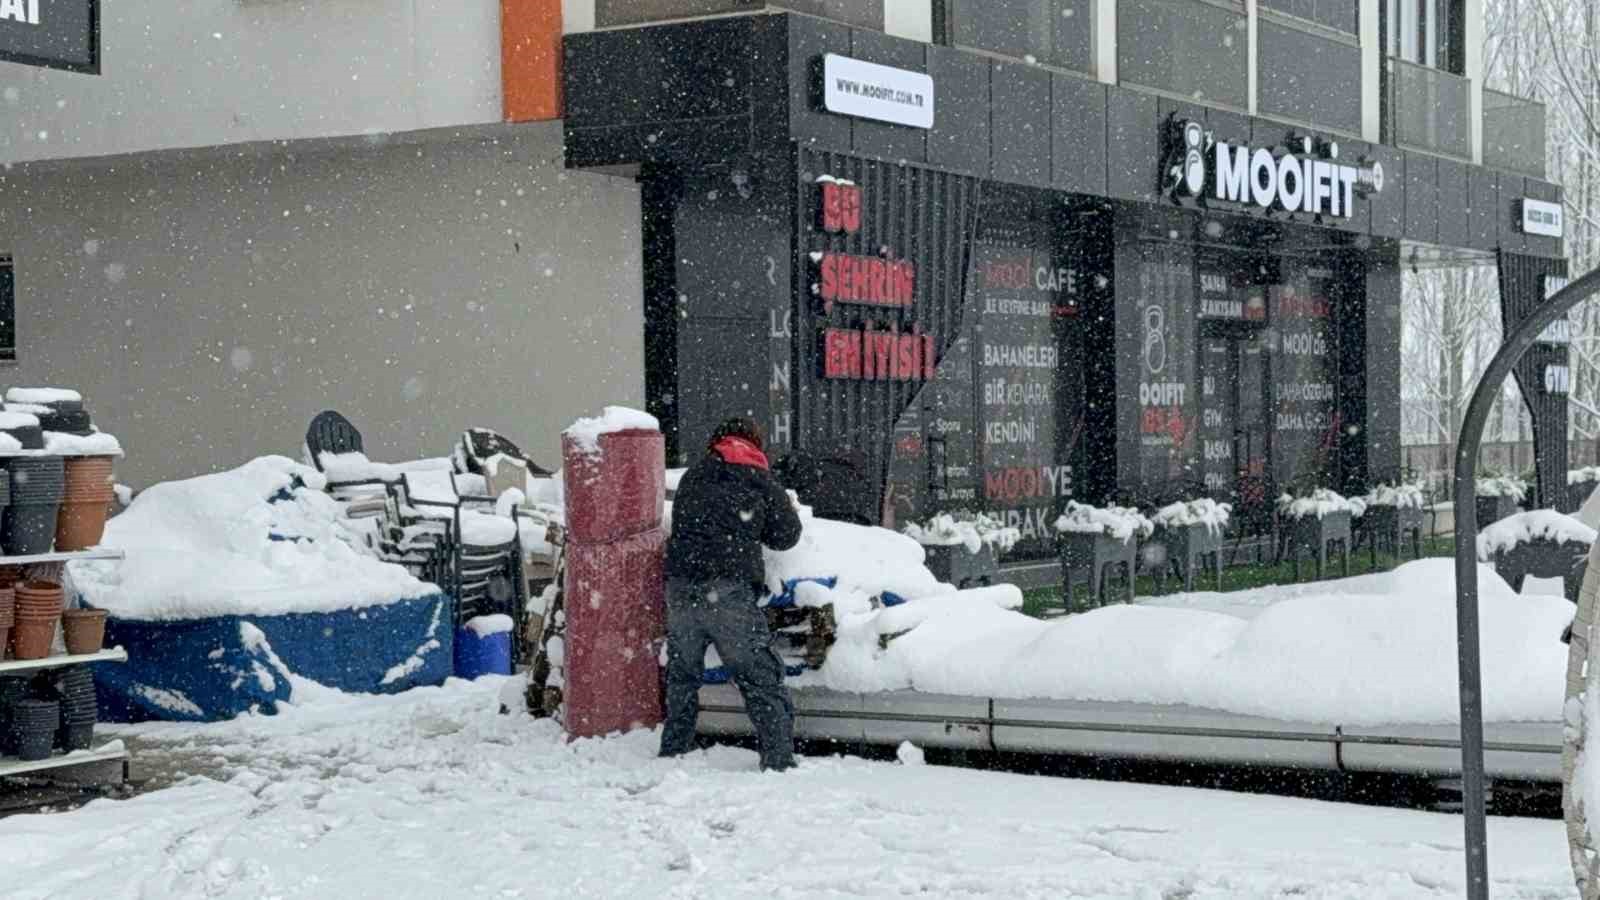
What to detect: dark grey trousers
<box><xmin>659</xmin><ymin>577</ymin><xmax>796</xmax><ymax>771</ymax></box>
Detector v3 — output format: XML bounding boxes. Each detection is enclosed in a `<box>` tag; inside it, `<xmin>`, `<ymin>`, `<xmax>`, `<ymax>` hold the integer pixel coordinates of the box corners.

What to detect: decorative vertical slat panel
<box><xmin>1497</xmin><ymin>250</ymin><xmax>1571</xmax><ymax>510</ymax></box>
<box><xmin>792</xmin><ymin>147</ymin><xmax>984</xmax><ymax>521</ymax></box>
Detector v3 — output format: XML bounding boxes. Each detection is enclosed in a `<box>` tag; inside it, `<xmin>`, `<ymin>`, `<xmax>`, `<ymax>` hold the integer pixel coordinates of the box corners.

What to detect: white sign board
<box><xmin>1522</xmin><ymin>198</ymin><xmax>1564</xmax><ymax>238</ymax></box>
<box><xmin>822</xmin><ymin>54</ymin><xmax>934</xmax><ymax>130</ymax></box>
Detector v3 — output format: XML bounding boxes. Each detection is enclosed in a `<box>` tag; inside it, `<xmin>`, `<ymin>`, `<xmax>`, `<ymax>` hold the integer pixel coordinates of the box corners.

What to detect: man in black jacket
<box><xmin>660</xmin><ymin>417</ymin><xmax>805</xmax><ymax>771</ymax></box>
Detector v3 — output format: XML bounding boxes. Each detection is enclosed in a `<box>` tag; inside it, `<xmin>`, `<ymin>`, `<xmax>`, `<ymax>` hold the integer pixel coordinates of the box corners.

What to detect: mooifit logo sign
<box><xmin>1166</xmin><ymin>120</ymin><xmax>1383</xmax><ymax>219</ymax></box>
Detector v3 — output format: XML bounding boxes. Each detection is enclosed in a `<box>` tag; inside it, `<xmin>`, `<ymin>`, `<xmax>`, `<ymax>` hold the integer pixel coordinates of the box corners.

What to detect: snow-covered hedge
<box><xmin>1477</xmin><ymin>474</ymin><xmax>1529</xmax><ymax>501</ymax></box>
<box><xmin>1571</xmin><ymin>467</ymin><xmax>1600</xmax><ymax>486</ymax></box>
<box><xmin>1277</xmin><ymin>488</ymin><xmax>1363</xmax><ymax>520</ymax></box>
<box><xmin>1053</xmin><ymin>502</ymin><xmax>1153</xmax><ymax>543</ymax></box>
<box><xmin>1364</xmin><ymin>482</ymin><xmax>1426</xmax><ymax>510</ymax></box>
<box><xmin>1476</xmin><ymin>509</ymin><xmax>1599</xmax><ymax>560</ymax></box>
<box><xmin>902</xmin><ymin>511</ymin><xmax>1022</xmax><ymax>554</ymax></box>
<box><xmin>1151</xmin><ymin>498</ymin><xmax>1231</xmax><ymax>533</ymax></box>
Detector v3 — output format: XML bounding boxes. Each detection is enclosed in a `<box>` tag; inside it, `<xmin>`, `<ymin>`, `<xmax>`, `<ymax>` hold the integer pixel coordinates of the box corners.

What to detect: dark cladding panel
<box><xmin>1497</xmin><ymin>173</ymin><xmax>1528</xmax><ymax>254</ymax></box>
<box><xmin>565</xmin><ymin>118</ymin><xmax>756</xmax><ymax>170</ymax></box>
<box><xmin>1403</xmin><ymin>152</ymin><xmax>1438</xmax><ymax>244</ymax></box>
<box><xmin>563</xmin><ymin>20</ymin><xmax>755</xmax><ymax>127</ymax></box>
<box><xmin>1052</xmin><ymin>75</ymin><xmax>1107</xmax><ymax>195</ymax></box>
<box><xmin>1435</xmin><ymin>158</ymin><xmax>1469</xmax><ymax>248</ymax></box>
<box><xmin>1523</xmin><ymin>179</ymin><xmax>1564</xmax><ymax>259</ymax></box>
<box><xmin>1363</xmin><ymin>243</ymin><xmax>1403</xmax><ymax>483</ymax></box>
<box><xmin>1119</xmin><ymin>0</ymin><xmax>1248</xmax><ymax>111</ymax></box>
<box><xmin>848</xmin><ymin>30</ymin><xmax>929</xmax><ymax>164</ymax></box>
<box><xmin>788</xmin><ymin>16</ymin><xmax>854</xmax><ymax>151</ymax></box>
<box><xmin>676</xmin><ymin>317</ymin><xmax>772</xmax><ymax>461</ymax></box>
<box><xmin>1206</xmin><ymin>109</ymin><xmax>1250</xmax><ymax>147</ymax></box>
<box><xmin>1106</xmin><ymin>87</ymin><xmax>1160</xmax><ymax>203</ymax></box>
<box><xmin>1499</xmin><ymin>252</ymin><xmax>1570</xmax><ymax>508</ymax></box>
<box><xmin>1468</xmin><ymin>168</ymin><xmax>1499</xmax><ymax>252</ymax></box>
<box><xmin>1329</xmin><ymin>138</ymin><xmax>1372</xmax><ymax>235</ymax></box>
<box><xmin>991</xmin><ymin>62</ymin><xmax>1053</xmax><ymax>187</ymax></box>
<box><xmin>1367</xmin><ymin>145</ymin><xmax>1404</xmax><ymax>238</ymax></box>
<box><xmin>795</xmin><ymin>150</ymin><xmax>985</xmax><ymax>523</ymax></box>
<box><xmin>926</xmin><ymin>45</ymin><xmax>991</xmax><ymax>175</ymax></box>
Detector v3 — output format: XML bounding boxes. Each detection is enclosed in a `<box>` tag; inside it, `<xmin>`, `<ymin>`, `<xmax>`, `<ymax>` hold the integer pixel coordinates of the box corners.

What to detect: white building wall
<box><xmin>0</xmin><ymin>122</ymin><xmax>643</xmax><ymax>487</ymax></box>
<box><xmin>0</xmin><ymin>0</ymin><xmax>503</xmax><ymax>165</ymax></box>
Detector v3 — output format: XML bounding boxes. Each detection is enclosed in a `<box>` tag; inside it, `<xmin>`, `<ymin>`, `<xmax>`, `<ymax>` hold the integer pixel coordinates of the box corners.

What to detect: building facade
<box><xmin>560</xmin><ymin>1</ymin><xmax>1565</xmax><ymax>562</ymax></box>
<box><xmin>0</xmin><ymin>1</ymin><xmax>643</xmax><ymax>485</ymax></box>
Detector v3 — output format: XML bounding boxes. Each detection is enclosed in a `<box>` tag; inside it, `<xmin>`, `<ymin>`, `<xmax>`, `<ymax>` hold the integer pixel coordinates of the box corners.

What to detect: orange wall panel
<box><xmin>502</xmin><ymin>0</ymin><xmax>564</xmax><ymax>122</ymax></box>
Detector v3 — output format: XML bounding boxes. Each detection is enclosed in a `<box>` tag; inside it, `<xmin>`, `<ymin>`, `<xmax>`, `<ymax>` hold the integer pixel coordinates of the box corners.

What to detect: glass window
<box><xmin>1386</xmin><ymin>0</ymin><xmax>1459</xmax><ymax>72</ymax></box>
<box><xmin>948</xmin><ymin>0</ymin><xmax>1093</xmax><ymax>74</ymax></box>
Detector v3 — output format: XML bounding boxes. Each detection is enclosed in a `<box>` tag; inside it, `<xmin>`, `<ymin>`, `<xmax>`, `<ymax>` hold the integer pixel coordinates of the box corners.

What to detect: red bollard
<box><xmin>560</xmin><ymin>427</ymin><xmax>667</xmax><ymax>739</ymax></box>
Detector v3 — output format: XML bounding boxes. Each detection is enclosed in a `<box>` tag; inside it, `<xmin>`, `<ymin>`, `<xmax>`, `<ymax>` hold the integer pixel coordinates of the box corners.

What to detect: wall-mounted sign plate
<box><xmin>1521</xmin><ymin>198</ymin><xmax>1564</xmax><ymax>238</ymax></box>
<box><xmin>821</xmin><ymin>54</ymin><xmax>933</xmax><ymax>130</ymax></box>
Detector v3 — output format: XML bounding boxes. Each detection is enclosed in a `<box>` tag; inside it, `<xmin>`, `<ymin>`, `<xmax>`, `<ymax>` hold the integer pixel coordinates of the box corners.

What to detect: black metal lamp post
<box><xmin>1453</xmin><ymin>266</ymin><xmax>1600</xmax><ymax>899</ymax></box>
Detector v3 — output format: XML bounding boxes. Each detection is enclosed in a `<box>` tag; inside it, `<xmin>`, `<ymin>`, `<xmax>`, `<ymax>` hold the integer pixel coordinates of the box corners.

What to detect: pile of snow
<box><xmin>764</xmin><ymin>505</ymin><xmax>950</xmax><ymax>603</ymax></box>
<box><xmin>1572</xmin><ymin>467</ymin><xmax>1600</xmax><ymax>485</ymax></box>
<box><xmin>901</xmin><ymin>511</ymin><xmax>1021</xmax><ymax>554</ymax></box>
<box><xmin>1277</xmin><ymin>488</ymin><xmax>1363</xmax><ymax>520</ymax></box>
<box><xmin>563</xmin><ymin>406</ymin><xmax>659</xmax><ymax>455</ymax></box>
<box><xmin>1054</xmin><ymin>502</ymin><xmax>1154</xmax><ymax>543</ymax></box>
<box><xmin>317</xmin><ymin>451</ymin><xmax>454</xmax><ymax>485</ymax></box>
<box><xmin>464</xmin><ymin>614</ymin><xmax>514</xmax><ymax>637</ymax></box>
<box><xmin>1151</xmin><ymin>498</ymin><xmax>1231</xmax><ymax>533</ymax></box>
<box><xmin>0</xmin><ymin>410</ymin><xmax>38</xmax><ymax>430</ymax></box>
<box><xmin>44</xmin><ymin>430</ymin><xmax>122</xmax><ymax>455</ymax></box>
<box><xmin>67</xmin><ymin>456</ymin><xmax>435</xmax><ymax>621</ymax></box>
<box><xmin>804</xmin><ymin>559</ymin><xmax>1568</xmax><ymax>725</ymax></box>
<box><xmin>5</xmin><ymin>386</ymin><xmax>80</xmax><ymax>404</ymax></box>
<box><xmin>1478</xmin><ymin>474</ymin><xmax>1530</xmax><ymax>501</ymax></box>
<box><xmin>1477</xmin><ymin>509</ymin><xmax>1598</xmax><ymax>559</ymax></box>
<box><xmin>1365</xmin><ymin>482</ymin><xmax>1426</xmax><ymax>509</ymax></box>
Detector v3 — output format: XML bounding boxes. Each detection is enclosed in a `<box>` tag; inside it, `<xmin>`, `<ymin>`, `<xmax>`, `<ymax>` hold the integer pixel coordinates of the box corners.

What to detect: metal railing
<box><xmin>1386</xmin><ymin>57</ymin><xmax>1472</xmax><ymax>161</ymax></box>
<box><xmin>1483</xmin><ymin>88</ymin><xmax>1547</xmax><ymax>178</ymax></box>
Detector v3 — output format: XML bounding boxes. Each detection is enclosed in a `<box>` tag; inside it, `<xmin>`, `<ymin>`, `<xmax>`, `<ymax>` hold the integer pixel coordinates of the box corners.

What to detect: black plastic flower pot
<box><xmin>6</xmin><ymin>456</ymin><xmax>64</xmax><ymax>491</ymax></box>
<box><xmin>2</xmin><ymin>501</ymin><xmax>60</xmax><ymax>555</ymax></box>
<box><xmin>57</xmin><ymin>722</ymin><xmax>93</xmax><ymax>752</ymax></box>
<box><xmin>41</xmin><ymin>399</ymin><xmax>84</xmax><ymax>414</ymax></box>
<box><xmin>38</xmin><ymin>410</ymin><xmax>92</xmax><ymax>435</ymax></box>
<box><xmin>15</xmin><ymin>728</ymin><xmax>52</xmax><ymax>761</ymax></box>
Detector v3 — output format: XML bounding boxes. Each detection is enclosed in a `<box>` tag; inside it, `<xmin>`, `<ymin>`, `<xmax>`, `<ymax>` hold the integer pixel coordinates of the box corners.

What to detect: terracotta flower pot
<box><xmin>0</xmin><ymin>626</ymin><xmax>8</xmax><ymax>660</ymax></box>
<box><xmin>61</xmin><ymin>609</ymin><xmax>106</xmax><ymax>656</ymax></box>
<box><xmin>10</xmin><ymin>618</ymin><xmax>55</xmax><ymax>660</ymax></box>
<box><xmin>62</xmin><ymin>457</ymin><xmax>113</xmax><ymax>486</ymax></box>
<box><xmin>55</xmin><ymin>491</ymin><xmax>112</xmax><ymax>551</ymax></box>
<box><xmin>0</xmin><ymin>587</ymin><xmax>12</xmax><ymax>629</ymax></box>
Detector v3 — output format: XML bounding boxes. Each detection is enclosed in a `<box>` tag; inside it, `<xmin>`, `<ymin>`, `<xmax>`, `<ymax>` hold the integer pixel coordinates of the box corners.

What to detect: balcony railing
<box><xmin>594</xmin><ymin>0</ymin><xmax>881</xmax><ymax>30</ymax></box>
<box><xmin>1483</xmin><ymin>88</ymin><xmax>1547</xmax><ymax>178</ymax></box>
<box><xmin>1386</xmin><ymin>57</ymin><xmax>1472</xmax><ymax>161</ymax></box>
<box><xmin>1119</xmin><ymin>0</ymin><xmax>1249</xmax><ymax>111</ymax></box>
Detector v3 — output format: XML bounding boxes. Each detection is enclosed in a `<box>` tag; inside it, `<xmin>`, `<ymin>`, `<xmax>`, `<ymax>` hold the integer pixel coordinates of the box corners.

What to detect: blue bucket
<box><xmin>454</xmin><ymin>624</ymin><xmax>512</xmax><ymax>679</ymax></box>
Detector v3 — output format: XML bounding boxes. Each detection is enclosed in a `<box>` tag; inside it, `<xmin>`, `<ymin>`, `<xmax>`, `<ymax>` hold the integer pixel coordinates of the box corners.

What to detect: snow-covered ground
<box><xmin>0</xmin><ymin>678</ymin><xmax>1575</xmax><ymax>899</ymax></box>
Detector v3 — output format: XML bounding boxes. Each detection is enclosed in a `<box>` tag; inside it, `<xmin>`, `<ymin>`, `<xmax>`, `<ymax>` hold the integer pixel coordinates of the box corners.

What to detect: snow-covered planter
<box><xmin>1276</xmin><ymin>488</ymin><xmax>1363</xmax><ymax>520</ymax></box>
<box><xmin>902</xmin><ymin>512</ymin><xmax>1021</xmax><ymax>589</ymax></box>
<box><xmin>1149</xmin><ymin>499</ymin><xmax>1232</xmax><ymax>591</ymax></box>
<box><xmin>1054</xmin><ymin>503</ymin><xmax>1152</xmax><ymax>607</ymax></box>
<box><xmin>1053</xmin><ymin>502</ymin><xmax>1153</xmax><ymax>543</ymax></box>
<box><xmin>1571</xmin><ymin>468</ymin><xmax>1600</xmax><ymax>513</ymax></box>
<box><xmin>1362</xmin><ymin>483</ymin><xmax>1428</xmax><ymax>562</ymax></box>
<box><xmin>1276</xmin><ymin>490</ymin><xmax>1357</xmax><ymax>580</ymax></box>
<box><xmin>1477</xmin><ymin>474</ymin><xmax>1529</xmax><ymax>526</ymax></box>
<box><xmin>1477</xmin><ymin>510</ymin><xmax>1595</xmax><ymax>602</ymax></box>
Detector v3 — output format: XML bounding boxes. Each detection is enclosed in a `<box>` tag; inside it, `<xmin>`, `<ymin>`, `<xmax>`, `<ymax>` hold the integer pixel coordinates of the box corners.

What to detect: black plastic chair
<box><xmin>454</xmin><ymin>428</ymin><xmax>553</xmax><ymax>478</ymax></box>
<box><xmin>305</xmin><ymin>410</ymin><xmax>364</xmax><ymax>470</ymax></box>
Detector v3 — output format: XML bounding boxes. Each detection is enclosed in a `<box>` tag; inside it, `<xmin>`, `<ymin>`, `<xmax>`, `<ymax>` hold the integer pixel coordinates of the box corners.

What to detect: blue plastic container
<box><xmin>454</xmin><ymin>624</ymin><xmax>512</xmax><ymax>679</ymax></box>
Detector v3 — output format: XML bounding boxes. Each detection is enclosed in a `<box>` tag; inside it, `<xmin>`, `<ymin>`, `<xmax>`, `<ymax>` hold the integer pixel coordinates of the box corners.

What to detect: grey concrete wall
<box><xmin>0</xmin><ymin>0</ymin><xmax>502</xmax><ymax>165</ymax></box>
<box><xmin>0</xmin><ymin>121</ymin><xmax>644</xmax><ymax>488</ymax></box>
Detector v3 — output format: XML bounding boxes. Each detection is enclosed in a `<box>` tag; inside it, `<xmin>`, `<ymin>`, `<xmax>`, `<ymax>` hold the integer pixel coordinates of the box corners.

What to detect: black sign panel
<box><xmin>1133</xmin><ymin>242</ymin><xmax>1199</xmax><ymax>491</ymax></box>
<box><xmin>973</xmin><ymin>241</ymin><xmax>1076</xmax><ymax>554</ymax></box>
<box><xmin>1269</xmin><ymin>269</ymin><xmax>1340</xmax><ymax>488</ymax></box>
<box><xmin>0</xmin><ymin>1</ymin><xmax>98</xmax><ymax>74</ymax></box>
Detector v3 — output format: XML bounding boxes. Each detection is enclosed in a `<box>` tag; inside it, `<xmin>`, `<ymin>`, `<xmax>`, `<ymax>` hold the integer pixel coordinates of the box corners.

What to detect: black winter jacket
<box><xmin>665</xmin><ymin>445</ymin><xmax>804</xmax><ymax>592</ymax></box>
